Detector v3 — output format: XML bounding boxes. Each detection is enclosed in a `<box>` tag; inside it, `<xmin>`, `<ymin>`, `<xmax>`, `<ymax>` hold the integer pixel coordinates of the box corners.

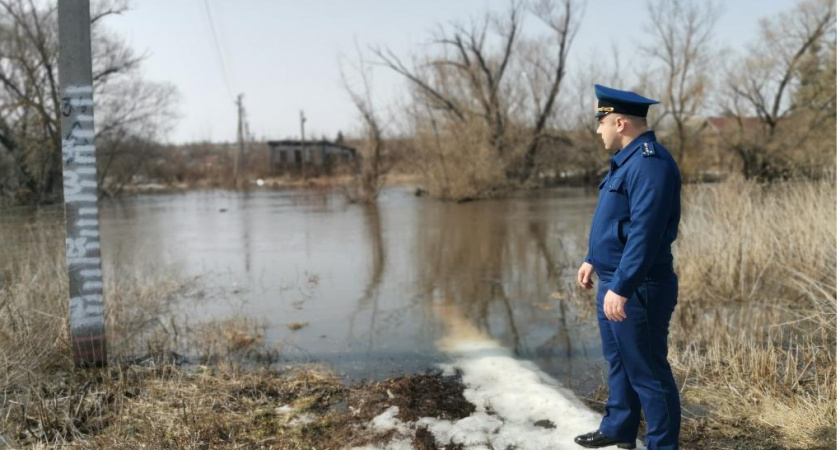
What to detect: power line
<box><xmin>200</xmin><ymin>0</ymin><xmax>234</xmax><ymax>102</ymax></box>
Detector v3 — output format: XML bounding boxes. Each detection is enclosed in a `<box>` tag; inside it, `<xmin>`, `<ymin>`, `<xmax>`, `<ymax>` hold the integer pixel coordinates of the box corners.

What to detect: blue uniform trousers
<box><xmin>596</xmin><ymin>273</ymin><xmax>680</xmax><ymax>450</ymax></box>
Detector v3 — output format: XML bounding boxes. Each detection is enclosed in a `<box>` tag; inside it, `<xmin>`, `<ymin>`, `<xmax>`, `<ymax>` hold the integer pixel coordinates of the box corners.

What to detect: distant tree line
<box><xmin>0</xmin><ymin>0</ymin><xmax>833</xmax><ymax>205</ymax></box>
<box><xmin>354</xmin><ymin>0</ymin><xmax>835</xmax><ymax>201</ymax></box>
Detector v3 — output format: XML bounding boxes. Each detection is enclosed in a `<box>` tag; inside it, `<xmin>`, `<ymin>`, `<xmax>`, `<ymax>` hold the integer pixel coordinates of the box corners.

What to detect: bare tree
<box><xmin>724</xmin><ymin>0</ymin><xmax>835</xmax><ymax>179</ymax></box>
<box><xmin>95</xmin><ymin>76</ymin><xmax>179</xmax><ymax>196</ymax></box>
<box><xmin>373</xmin><ymin>0</ymin><xmax>581</xmax><ymax>198</ymax></box>
<box><xmin>555</xmin><ymin>43</ymin><xmax>622</xmax><ymax>184</ymax></box>
<box><xmin>0</xmin><ymin>0</ymin><xmax>67</xmax><ymax>202</ymax></box>
<box><xmin>340</xmin><ymin>43</ymin><xmax>389</xmax><ymax>204</ymax></box>
<box><xmin>0</xmin><ymin>0</ymin><xmax>178</xmax><ymax>203</ymax></box>
<box><xmin>644</xmin><ymin>0</ymin><xmax>721</xmax><ymax>169</ymax></box>
<box><xmin>517</xmin><ymin>0</ymin><xmax>581</xmax><ymax>182</ymax></box>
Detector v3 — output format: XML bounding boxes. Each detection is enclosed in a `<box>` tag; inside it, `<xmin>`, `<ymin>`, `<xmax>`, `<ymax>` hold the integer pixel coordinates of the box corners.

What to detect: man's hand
<box><xmin>604</xmin><ymin>290</ymin><xmax>628</xmax><ymax>321</ymax></box>
<box><xmin>577</xmin><ymin>262</ymin><xmax>594</xmax><ymax>289</ymax></box>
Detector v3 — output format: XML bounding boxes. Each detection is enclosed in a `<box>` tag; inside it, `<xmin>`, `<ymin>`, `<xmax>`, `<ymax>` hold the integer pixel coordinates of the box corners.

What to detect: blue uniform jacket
<box><xmin>585</xmin><ymin>131</ymin><xmax>681</xmax><ymax>299</ymax></box>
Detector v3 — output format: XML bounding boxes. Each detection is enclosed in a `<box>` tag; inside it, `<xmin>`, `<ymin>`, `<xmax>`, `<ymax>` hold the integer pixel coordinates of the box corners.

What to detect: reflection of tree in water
<box><xmin>361</xmin><ymin>204</ymin><xmax>385</xmax><ymax>302</ymax></box>
<box><xmin>415</xmin><ymin>198</ymin><xmax>583</xmax><ymax>377</ymax></box>
<box><xmin>348</xmin><ymin>204</ymin><xmax>386</xmax><ymax>358</ymax></box>
<box><xmin>240</xmin><ymin>190</ymin><xmax>252</xmax><ymax>274</ymax></box>
<box><xmin>414</xmin><ymin>201</ymin><xmax>518</xmax><ymax>353</ymax></box>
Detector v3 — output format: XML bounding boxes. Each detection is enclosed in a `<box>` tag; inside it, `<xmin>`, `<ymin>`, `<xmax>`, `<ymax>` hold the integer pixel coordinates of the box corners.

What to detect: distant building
<box><xmin>267</xmin><ymin>140</ymin><xmax>357</xmax><ymax>173</ymax></box>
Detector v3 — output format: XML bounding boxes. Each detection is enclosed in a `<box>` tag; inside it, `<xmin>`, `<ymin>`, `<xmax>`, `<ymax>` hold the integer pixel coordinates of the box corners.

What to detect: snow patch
<box><xmin>350</xmin><ymin>438</ymin><xmax>413</xmax><ymax>450</ymax></box>
<box><xmin>370</xmin><ymin>406</ymin><xmax>409</xmax><ymax>435</ymax></box>
<box><xmin>418</xmin><ymin>412</ymin><xmax>503</xmax><ymax>446</ymax></box>
<box><xmin>353</xmin><ymin>305</ymin><xmax>646</xmax><ymax>449</ymax></box>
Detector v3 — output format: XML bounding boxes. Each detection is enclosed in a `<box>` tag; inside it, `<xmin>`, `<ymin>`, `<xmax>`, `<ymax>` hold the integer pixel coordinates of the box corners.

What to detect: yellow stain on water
<box><xmin>431</xmin><ymin>301</ymin><xmax>500</xmax><ymax>354</ymax></box>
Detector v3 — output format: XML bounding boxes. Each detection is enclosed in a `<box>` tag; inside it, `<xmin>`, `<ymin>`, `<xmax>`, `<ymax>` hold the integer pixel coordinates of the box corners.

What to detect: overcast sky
<box><xmin>106</xmin><ymin>0</ymin><xmax>799</xmax><ymax>144</ymax></box>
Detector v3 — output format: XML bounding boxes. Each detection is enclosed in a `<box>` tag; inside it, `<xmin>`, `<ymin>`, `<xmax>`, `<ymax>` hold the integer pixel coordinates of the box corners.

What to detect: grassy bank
<box><xmin>670</xmin><ymin>178</ymin><xmax>836</xmax><ymax>447</ymax></box>
<box><xmin>0</xmin><ymin>232</ymin><xmax>471</xmax><ymax>448</ymax></box>
<box><xmin>560</xmin><ymin>177</ymin><xmax>836</xmax><ymax>448</ymax></box>
<box><xmin>0</xmin><ymin>220</ymin><xmax>472</xmax><ymax>449</ymax></box>
<box><xmin>0</xmin><ymin>178</ymin><xmax>834</xmax><ymax>448</ymax></box>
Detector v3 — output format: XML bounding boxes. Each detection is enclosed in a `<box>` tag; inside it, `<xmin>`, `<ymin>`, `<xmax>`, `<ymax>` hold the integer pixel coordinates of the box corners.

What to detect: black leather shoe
<box><xmin>574</xmin><ymin>430</ymin><xmax>636</xmax><ymax>449</ymax></box>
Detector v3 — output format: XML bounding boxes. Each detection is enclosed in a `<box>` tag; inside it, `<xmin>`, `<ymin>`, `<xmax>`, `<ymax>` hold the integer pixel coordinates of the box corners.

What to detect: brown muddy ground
<box><xmin>2</xmin><ymin>362</ymin><xmax>831</xmax><ymax>449</ymax></box>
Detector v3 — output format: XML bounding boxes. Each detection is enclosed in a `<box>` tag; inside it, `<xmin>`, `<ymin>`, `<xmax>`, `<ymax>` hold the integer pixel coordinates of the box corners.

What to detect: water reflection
<box><xmin>412</xmin><ymin>193</ymin><xmax>597</xmax><ymax>384</ymax></box>
<box><xmin>1</xmin><ymin>188</ymin><xmax>605</xmax><ymax>392</ymax></box>
<box><xmin>348</xmin><ymin>204</ymin><xmax>387</xmax><ymax>360</ymax></box>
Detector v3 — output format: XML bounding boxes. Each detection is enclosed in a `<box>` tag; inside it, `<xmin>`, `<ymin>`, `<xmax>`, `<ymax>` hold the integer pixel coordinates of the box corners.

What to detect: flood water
<box><xmin>4</xmin><ymin>187</ymin><xmax>607</xmax><ymax>395</ymax></box>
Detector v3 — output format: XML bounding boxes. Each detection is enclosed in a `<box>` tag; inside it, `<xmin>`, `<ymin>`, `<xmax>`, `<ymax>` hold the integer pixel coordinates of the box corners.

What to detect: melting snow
<box><xmin>350</xmin><ymin>305</ymin><xmax>646</xmax><ymax>450</ymax></box>
<box><xmin>370</xmin><ymin>406</ymin><xmax>410</xmax><ymax>435</ymax></box>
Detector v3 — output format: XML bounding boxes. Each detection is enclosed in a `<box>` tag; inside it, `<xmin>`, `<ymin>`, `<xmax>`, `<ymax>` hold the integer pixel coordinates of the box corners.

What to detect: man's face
<box><xmin>596</xmin><ymin>114</ymin><xmax>621</xmax><ymax>151</ymax></box>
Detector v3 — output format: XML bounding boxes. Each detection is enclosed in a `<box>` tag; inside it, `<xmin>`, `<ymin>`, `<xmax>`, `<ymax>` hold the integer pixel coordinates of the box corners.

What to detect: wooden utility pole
<box><xmin>235</xmin><ymin>93</ymin><xmax>244</xmax><ymax>188</ymax></box>
<box><xmin>58</xmin><ymin>0</ymin><xmax>107</xmax><ymax>367</ymax></box>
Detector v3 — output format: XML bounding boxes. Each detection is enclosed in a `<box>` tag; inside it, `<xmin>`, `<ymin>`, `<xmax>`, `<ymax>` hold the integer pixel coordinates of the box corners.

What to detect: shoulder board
<box><xmin>642</xmin><ymin>142</ymin><xmax>656</xmax><ymax>158</ymax></box>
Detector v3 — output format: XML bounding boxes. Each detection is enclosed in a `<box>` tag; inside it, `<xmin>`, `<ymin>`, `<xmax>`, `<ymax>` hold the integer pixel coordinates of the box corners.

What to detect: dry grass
<box><xmin>564</xmin><ymin>177</ymin><xmax>836</xmax><ymax>448</ymax></box>
<box><xmin>0</xmin><ymin>221</ymin><xmax>284</xmax><ymax>446</ymax></box>
<box><xmin>0</xmin><ymin>215</ymin><xmax>76</xmax><ymax>392</ymax></box>
<box><xmin>669</xmin><ymin>177</ymin><xmax>836</xmax><ymax>448</ymax></box>
<box><xmin>2</xmin><ymin>359</ymin><xmax>346</xmax><ymax>448</ymax></box>
<box><xmin>0</xmin><ymin>178</ymin><xmax>834</xmax><ymax>448</ymax></box>
<box><xmin>83</xmin><ymin>364</ymin><xmax>350</xmax><ymax>449</ymax></box>
<box><xmin>0</xmin><ymin>216</ymin><xmax>474</xmax><ymax>449</ymax></box>
<box><xmin>1</xmin><ymin>361</ymin><xmax>474</xmax><ymax>449</ymax></box>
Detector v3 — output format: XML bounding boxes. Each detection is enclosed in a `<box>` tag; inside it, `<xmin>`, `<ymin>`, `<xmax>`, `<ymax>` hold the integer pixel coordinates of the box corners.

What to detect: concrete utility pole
<box><xmin>235</xmin><ymin>93</ymin><xmax>244</xmax><ymax>188</ymax></box>
<box><xmin>58</xmin><ymin>0</ymin><xmax>107</xmax><ymax>367</ymax></box>
<box><xmin>299</xmin><ymin>110</ymin><xmax>307</xmax><ymax>176</ymax></box>
<box><xmin>299</xmin><ymin>110</ymin><xmax>306</xmax><ymax>144</ymax></box>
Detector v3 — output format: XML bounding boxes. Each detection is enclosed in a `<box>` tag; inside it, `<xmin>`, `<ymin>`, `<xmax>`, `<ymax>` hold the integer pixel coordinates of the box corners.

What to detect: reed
<box><xmin>670</xmin><ymin>177</ymin><xmax>836</xmax><ymax>447</ymax></box>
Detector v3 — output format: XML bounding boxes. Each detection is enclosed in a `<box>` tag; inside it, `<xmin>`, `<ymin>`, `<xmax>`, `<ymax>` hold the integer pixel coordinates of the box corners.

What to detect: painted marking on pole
<box><xmin>70</xmin><ymin>295</ymin><xmax>105</xmax><ymax>327</ymax></box>
<box><xmin>64</xmin><ymin>171</ymin><xmax>82</xmax><ymax>195</ymax></box>
<box><xmin>83</xmin><ymin>281</ymin><xmax>103</xmax><ymax>290</ymax></box>
<box><xmin>65</xmin><ymin>155</ymin><xmax>96</xmax><ymax>165</ymax></box>
<box><xmin>71</xmin><ymin>129</ymin><xmax>95</xmax><ymax>139</ymax></box>
<box><xmin>68</xmin><ymin>98</ymin><xmax>93</xmax><ymax>107</ymax></box>
<box><xmin>62</xmin><ymin>143</ymin><xmax>97</xmax><ymax>165</ymax></box>
<box><xmin>62</xmin><ymin>143</ymin><xmax>96</xmax><ymax>153</ymax></box>
<box><xmin>61</xmin><ymin>6</ymin><xmax>107</xmax><ymax>366</ymax></box>
<box><xmin>65</xmin><ymin>86</ymin><xmax>93</xmax><ymax>94</ymax></box>
<box><xmin>74</xmin><ymin>294</ymin><xmax>103</xmax><ymax>308</ymax></box>
<box><xmin>66</xmin><ymin>194</ymin><xmax>98</xmax><ymax>202</ymax></box>
<box><xmin>67</xmin><ymin>237</ymin><xmax>89</xmax><ymax>256</ymax></box>
<box><xmin>68</xmin><ymin>257</ymin><xmax>102</xmax><ymax>266</ymax></box>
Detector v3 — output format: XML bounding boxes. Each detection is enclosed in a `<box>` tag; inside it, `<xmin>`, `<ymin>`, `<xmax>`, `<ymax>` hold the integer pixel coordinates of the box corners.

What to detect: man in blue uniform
<box><xmin>574</xmin><ymin>85</ymin><xmax>681</xmax><ymax>450</ymax></box>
